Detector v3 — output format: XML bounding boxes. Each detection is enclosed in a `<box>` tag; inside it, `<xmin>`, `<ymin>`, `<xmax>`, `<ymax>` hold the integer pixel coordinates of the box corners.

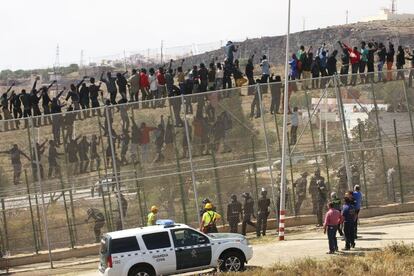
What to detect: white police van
<box><xmin>99</xmin><ymin>220</ymin><xmax>253</xmax><ymax>276</ymax></box>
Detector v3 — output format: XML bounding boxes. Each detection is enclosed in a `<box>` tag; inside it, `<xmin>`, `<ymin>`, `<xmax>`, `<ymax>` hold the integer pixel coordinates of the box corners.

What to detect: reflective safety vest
<box><xmin>147</xmin><ymin>212</ymin><xmax>157</xmax><ymax>226</ymax></box>
<box><xmin>202</xmin><ymin>210</ymin><xmax>221</xmax><ymax>227</ymax></box>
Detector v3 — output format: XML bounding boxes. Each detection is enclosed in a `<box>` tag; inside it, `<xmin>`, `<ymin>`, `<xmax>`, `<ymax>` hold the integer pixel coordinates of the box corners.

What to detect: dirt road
<box><xmin>10</xmin><ymin>214</ymin><xmax>414</xmax><ymax>276</ymax></box>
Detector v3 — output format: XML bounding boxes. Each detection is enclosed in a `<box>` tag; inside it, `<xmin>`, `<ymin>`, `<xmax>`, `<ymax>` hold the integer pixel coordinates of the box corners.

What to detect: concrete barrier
<box><xmin>3</xmin><ymin>201</ymin><xmax>414</xmax><ymax>269</ymax></box>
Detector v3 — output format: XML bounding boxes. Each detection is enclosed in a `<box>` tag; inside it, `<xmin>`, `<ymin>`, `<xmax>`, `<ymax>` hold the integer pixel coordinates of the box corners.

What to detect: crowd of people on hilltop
<box><xmin>1</xmin><ymin>40</ymin><xmax>414</xmax><ymax>129</ymax></box>
<box><xmin>0</xmin><ymin>39</ymin><xmax>413</xmax><ymax>185</ymax></box>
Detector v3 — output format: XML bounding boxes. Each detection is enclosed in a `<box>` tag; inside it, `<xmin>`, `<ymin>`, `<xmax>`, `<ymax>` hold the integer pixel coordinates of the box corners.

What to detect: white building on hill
<box><xmin>362</xmin><ymin>8</ymin><xmax>414</xmax><ymax>22</ymax></box>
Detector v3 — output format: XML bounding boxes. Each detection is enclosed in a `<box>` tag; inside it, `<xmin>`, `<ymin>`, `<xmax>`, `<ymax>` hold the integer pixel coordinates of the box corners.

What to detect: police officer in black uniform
<box><xmin>256</xmin><ymin>189</ymin><xmax>270</xmax><ymax>237</ymax></box>
<box><xmin>241</xmin><ymin>192</ymin><xmax>256</xmax><ymax>236</ymax></box>
<box><xmin>85</xmin><ymin>208</ymin><xmax>105</xmax><ymax>243</ymax></box>
<box><xmin>293</xmin><ymin>172</ymin><xmax>308</xmax><ymax>215</ymax></box>
<box><xmin>226</xmin><ymin>194</ymin><xmax>242</xmax><ymax>233</ymax></box>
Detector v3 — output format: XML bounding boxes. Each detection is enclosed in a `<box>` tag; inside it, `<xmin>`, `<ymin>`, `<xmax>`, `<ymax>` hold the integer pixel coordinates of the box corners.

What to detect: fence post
<box><xmin>322</xmin><ymin>128</ymin><xmax>331</xmax><ymax>191</ymax></box>
<box><xmin>1</xmin><ymin>198</ymin><xmax>9</xmax><ymax>253</ymax></box>
<box><xmin>97</xmin><ymin>114</ymin><xmax>113</xmax><ymax>231</ymax></box>
<box><xmin>393</xmin><ymin>119</ymin><xmax>404</xmax><ymax>203</ymax></box>
<box><xmin>168</xmin><ymin>102</ymin><xmax>188</xmax><ymax>224</ymax></box>
<box><xmin>29</xmin><ymin>117</ymin><xmax>53</xmax><ymax>268</ymax></box>
<box><xmin>132</xmin><ymin>162</ymin><xmax>145</xmax><ymax>226</ymax></box>
<box><xmin>105</xmin><ymin>106</ymin><xmax>125</xmax><ymax>229</ymax></box>
<box><xmin>402</xmin><ymin>80</ymin><xmax>414</xmax><ymax>143</ymax></box>
<box><xmin>97</xmin><ymin>169</ymin><xmax>111</xmax><ymax>232</ymax></box>
<box><xmin>370</xmin><ymin>81</ymin><xmax>389</xmax><ymax>198</ymax></box>
<box><xmin>181</xmin><ymin>93</ymin><xmax>201</xmax><ymax>225</ymax></box>
<box><xmin>251</xmin><ymin>137</ymin><xmax>259</xmax><ymax>203</ymax></box>
<box><xmin>358</xmin><ymin>124</ymin><xmax>368</xmax><ymax>208</ymax></box>
<box><xmin>304</xmin><ymin>90</ymin><xmax>319</xmax><ymax>166</ymax></box>
<box><xmin>25</xmin><ymin>170</ymin><xmax>39</xmax><ymax>253</ymax></box>
<box><xmin>257</xmin><ymin>84</ymin><xmax>279</xmax><ymax>221</ymax></box>
<box><xmin>334</xmin><ymin>75</ymin><xmax>353</xmax><ymax>190</ymax></box>
<box><xmin>59</xmin><ymin>176</ymin><xmax>75</xmax><ymax>248</ymax></box>
<box><xmin>210</xmin><ymin>146</ymin><xmax>224</xmax><ymax>222</ymax></box>
<box><xmin>273</xmin><ymin>113</ymin><xmax>282</xmax><ymax>154</ymax></box>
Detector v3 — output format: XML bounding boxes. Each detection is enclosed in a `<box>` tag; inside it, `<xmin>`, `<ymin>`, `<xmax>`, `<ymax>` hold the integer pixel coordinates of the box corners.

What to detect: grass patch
<box><xmin>225</xmin><ymin>243</ymin><xmax>414</xmax><ymax>276</ymax></box>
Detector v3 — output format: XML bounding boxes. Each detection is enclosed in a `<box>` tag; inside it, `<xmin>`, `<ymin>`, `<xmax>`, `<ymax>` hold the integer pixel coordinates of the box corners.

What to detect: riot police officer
<box><xmin>256</xmin><ymin>189</ymin><xmax>271</xmax><ymax>237</ymax></box>
<box><xmin>293</xmin><ymin>172</ymin><xmax>308</xmax><ymax>215</ymax></box>
<box><xmin>226</xmin><ymin>194</ymin><xmax>242</xmax><ymax>233</ymax></box>
<box><xmin>309</xmin><ymin>169</ymin><xmax>327</xmax><ymax>226</ymax></box>
<box><xmin>241</xmin><ymin>192</ymin><xmax>256</xmax><ymax>236</ymax></box>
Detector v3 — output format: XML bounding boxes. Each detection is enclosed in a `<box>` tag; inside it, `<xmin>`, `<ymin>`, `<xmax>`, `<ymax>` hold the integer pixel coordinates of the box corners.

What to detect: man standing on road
<box><xmin>341</xmin><ymin>197</ymin><xmax>356</xmax><ymax>250</ymax></box>
<box><xmin>256</xmin><ymin>189</ymin><xmax>270</xmax><ymax>237</ymax></box>
<box><xmin>85</xmin><ymin>208</ymin><xmax>105</xmax><ymax>243</ymax></box>
<box><xmin>293</xmin><ymin>172</ymin><xmax>308</xmax><ymax>215</ymax></box>
<box><xmin>241</xmin><ymin>192</ymin><xmax>256</xmax><ymax>236</ymax></box>
<box><xmin>323</xmin><ymin>202</ymin><xmax>341</xmax><ymax>254</ymax></box>
<box><xmin>352</xmin><ymin>185</ymin><xmax>362</xmax><ymax>239</ymax></box>
<box><xmin>227</xmin><ymin>194</ymin><xmax>242</xmax><ymax>233</ymax></box>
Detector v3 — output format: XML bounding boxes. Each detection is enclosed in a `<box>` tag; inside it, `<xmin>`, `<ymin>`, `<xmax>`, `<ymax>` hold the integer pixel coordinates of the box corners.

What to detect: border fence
<box><xmin>0</xmin><ymin>69</ymin><xmax>414</xmax><ymax>262</ymax></box>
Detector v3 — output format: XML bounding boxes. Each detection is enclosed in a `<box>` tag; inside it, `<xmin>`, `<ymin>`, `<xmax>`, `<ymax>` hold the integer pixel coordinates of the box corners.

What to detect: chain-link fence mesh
<box><xmin>0</xmin><ymin>69</ymin><xmax>414</xmax><ymax>257</ymax></box>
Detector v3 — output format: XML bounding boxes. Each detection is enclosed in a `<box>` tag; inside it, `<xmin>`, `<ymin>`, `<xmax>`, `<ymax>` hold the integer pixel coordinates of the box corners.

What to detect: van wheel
<box><xmin>219</xmin><ymin>251</ymin><xmax>245</xmax><ymax>272</ymax></box>
<box><xmin>128</xmin><ymin>265</ymin><xmax>155</xmax><ymax>276</ymax></box>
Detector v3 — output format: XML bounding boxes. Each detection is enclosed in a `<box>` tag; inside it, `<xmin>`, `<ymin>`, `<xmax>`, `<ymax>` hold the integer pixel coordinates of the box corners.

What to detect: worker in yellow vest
<box><xmin>200</xmin><ymin>203</ymin><xmax>221</xmax><ymax>234</ymax></box>
<box><xmin>147</xmin><ymin>205</ymin><xmax>158</xmax><ymax>226</ymax></box>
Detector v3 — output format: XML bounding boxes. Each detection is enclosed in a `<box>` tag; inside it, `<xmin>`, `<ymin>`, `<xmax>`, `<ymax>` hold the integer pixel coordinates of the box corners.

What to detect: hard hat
<box><xmin>331</xmin><ymin>192</ymin><xmax>337</xmax><ymax>198</ymax></box>
<box><xmin>151</xmin><ymin>205</ymin><xmax>158</xmax><ymax>212</ymax></box>
<box><xmin>205</xmin><ymin>203</ymin><xmax>213</xmax><ymax>210</ymax></box>
<box><xmin>354</xmin><ymin>185</ymin><xmax>360</xmax><ymax>191</ymax></box>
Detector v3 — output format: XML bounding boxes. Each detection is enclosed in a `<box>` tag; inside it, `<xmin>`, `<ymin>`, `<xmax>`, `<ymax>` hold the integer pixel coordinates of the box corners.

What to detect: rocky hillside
<box><xmin>183</xmin><ymin>19</ymin><xmax>414</xmax><ymax>67</ymax></box>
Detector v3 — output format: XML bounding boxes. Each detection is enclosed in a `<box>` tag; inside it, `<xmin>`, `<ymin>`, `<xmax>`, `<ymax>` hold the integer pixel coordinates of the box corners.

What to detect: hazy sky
<box><xmin>1</xmin><ymin>0</ymin><xmax>413</xmax><ymax>70</ymax></box>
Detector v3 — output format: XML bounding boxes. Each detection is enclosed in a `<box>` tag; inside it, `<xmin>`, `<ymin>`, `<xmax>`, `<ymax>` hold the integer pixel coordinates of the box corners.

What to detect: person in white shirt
<box><xmin>290</xmin><ymin>106</ymin><xmax>299</xmax><ymax>145</ymax></box>
<box><xmin>215</xmin><ymin>62</ymin><xmax>224</xmax><ymax>90</ymax></box>
<box><xmin>148</xmin><ymin>68</ymin><xmax>158</xmax><ymax>109</ymax></box>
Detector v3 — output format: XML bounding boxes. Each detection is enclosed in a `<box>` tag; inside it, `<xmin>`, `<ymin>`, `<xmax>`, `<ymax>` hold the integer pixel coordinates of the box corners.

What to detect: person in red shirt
<box><xmin>156</xmin><ymin>67</ymin><xmax>167</xmax><ymax>107</ymax></box>
<box><xmin>139</xmin><ymin>122</ymin><xmax>156</xmax><ymax>163</ymax></box>
<box><xmin>342</xmin><ymin>43</ymin><xmax>361</xmax><ymax>86</ymax></box>
<box><xmin>139</xmin><ymin>69</ymin><xmax>150</xmax><ymax>108</ymax></box>
<box><xmin>323</xmin><ymin>202</ymin><xmax>341</xmax><ymax>254</ymax></box>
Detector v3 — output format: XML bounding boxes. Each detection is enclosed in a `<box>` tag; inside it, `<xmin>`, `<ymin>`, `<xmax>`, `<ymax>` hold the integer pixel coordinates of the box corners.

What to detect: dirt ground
<box><xmin>5</xmin><ymin>212</ymin><xmax>414</xmax><ymax>276</ymax></box>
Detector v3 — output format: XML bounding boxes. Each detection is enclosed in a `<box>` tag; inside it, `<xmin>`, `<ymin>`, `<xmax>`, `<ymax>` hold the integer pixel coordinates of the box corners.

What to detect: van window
<box><xmin>172</xmin><ymin>229</ymin><xmax>209</xmax><ymax>247</ymax></box>
<box><xmin>142</xmin><ymin>232</ymin><xmax>171</xmax><ymax>250</ymax></box>
<box><xmin>110</xmin><ymin>237</ymin><xmax>140</xmax><ymax>254</ymax></box>
<box><xmin>100</xmin><ymin>237</ymin><xmax>109</xmax><ymax>255</ymax></box>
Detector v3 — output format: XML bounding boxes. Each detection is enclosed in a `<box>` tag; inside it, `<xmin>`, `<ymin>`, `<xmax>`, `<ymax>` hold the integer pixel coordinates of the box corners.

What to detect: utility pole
<box><xmin>346</xmin><ymin>10</ymin><xmax>349</xmax><ymax>24</ymax></box>
<box><xmin>279</xmin><ymin>0</ymin><xmax>291</xmax><ymax>242</ymax></box>
<box><xmin>302</xmin><ymin>17</ymin><xmax>305</xmax><ymax>31</ymax></box>
<box><xmin>160</xmin><ymin>40</ymin><xmax>164</xmax><ymax>65</ymax></box>
<box><xmin>391</xmin><ymin>0</ymin><xmax>396</xmax><ymax>14</ymax></box>
<box><xmin>53</xmin><ymin>44</ymin><xmax>60</xmax><ymax>97</ymax></box>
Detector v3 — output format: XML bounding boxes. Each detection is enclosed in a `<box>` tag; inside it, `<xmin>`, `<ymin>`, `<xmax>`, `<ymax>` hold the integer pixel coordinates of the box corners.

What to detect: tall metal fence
<box><xmin>0</xmin><ymin>69</ymin><xmax>414</xmax><ymax>260</ymax></box>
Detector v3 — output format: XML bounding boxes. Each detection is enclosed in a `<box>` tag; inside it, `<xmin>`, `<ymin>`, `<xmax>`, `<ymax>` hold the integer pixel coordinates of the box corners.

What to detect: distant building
<box><xmin>362</xmin><ymin>8</ymin><xmax>414</xmax><ymax>22</ymax></box>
